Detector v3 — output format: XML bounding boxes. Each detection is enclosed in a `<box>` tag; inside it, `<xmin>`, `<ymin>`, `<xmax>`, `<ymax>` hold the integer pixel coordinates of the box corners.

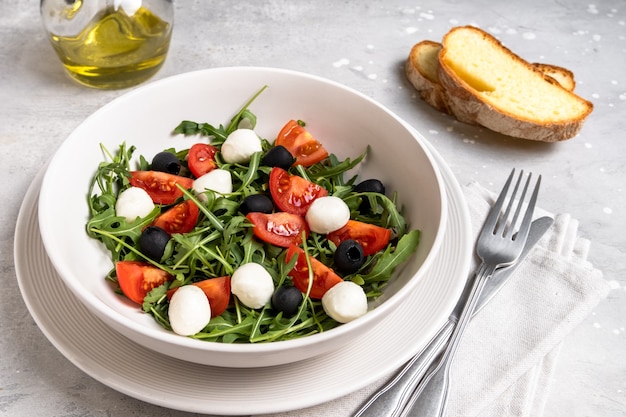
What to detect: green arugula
<box><xmin>86</xmin><ymin>87</ymin><xmax>420</xmax><ymax>343</ymax></box>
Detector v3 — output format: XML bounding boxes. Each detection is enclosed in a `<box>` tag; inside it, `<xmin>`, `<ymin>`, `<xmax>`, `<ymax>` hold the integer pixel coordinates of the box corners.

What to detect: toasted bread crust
<box><xmin>405</xmin><ymin>41</ymin><xmax>451</xmax><ymax>113</ymax></box>
<box><xmin>533</xmin><ymin>63</ymin><xmax>576</xmax><ymax>92</ymax></box>
<box><xmin>406</xmin><ymin>26</ymin><xmax>592</xmax><ymax>142</ymax></box>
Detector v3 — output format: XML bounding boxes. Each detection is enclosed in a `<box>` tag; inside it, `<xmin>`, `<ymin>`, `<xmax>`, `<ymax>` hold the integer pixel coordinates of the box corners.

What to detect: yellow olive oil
<box><xmin>48</xmin><ymin>6</ymin><xmax>172</xmax><ymax>89</ymax></box>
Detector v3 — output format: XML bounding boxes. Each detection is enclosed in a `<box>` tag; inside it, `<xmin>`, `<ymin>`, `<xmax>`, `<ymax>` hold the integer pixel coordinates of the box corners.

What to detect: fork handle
<box><xmin>400</xmin><ymin>262</ymin><xmax>496</xmax><ymax>417</ymax></box>
<box><xmin>352</xmin><ymin>321</ymin><xmax>454</xmax><ymax>417</ymax></box>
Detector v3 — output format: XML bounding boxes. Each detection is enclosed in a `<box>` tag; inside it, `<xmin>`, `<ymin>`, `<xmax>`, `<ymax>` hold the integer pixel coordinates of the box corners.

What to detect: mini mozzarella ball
<box><xmin>115</xmin><ymin>187</ymin><xmax>155</xmax><ymax>222</ymax></box>
<box><xmin>221</xmin><ymin>129</ymin><xmax>263</xmax><ymax>164</ymax></box>
<box><xmin>192</xmin><ymin>169</ymin><xmax>233</xmax><ymax>202</ymax></box>
<box><xmin>231</xmin><ymin>263</ymin><xmax>275</xmax><ymax>309</ymax></box>
<box><xmin>322</xmin><ymin>281</ymin><xmax>368</xmax><ymax>323</ymax></box>
<box><xmin>305</xmin><ymin>196</ymin><xmax>350</xmax><ymax>234</ymax></box>
<box><xmin>168</xmin><ymin>285</ymin><xmax>212</xmax><ymax>336</ymax></box>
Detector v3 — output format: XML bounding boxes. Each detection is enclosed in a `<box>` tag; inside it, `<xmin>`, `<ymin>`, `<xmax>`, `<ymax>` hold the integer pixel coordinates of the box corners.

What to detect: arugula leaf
<box><xmin>361</xmin><ymin>230</ymin><xmax>421</xmax><ymax>284</ymax></box>
<box><xmin>173</xmin><ymin>86</ymin><xmax>268</xmax><ymax>145</ymax></box>
<box><xmin>172</xmin><ymin>120</ymin><xmax>227</xmax><ymax>141</ymax></box>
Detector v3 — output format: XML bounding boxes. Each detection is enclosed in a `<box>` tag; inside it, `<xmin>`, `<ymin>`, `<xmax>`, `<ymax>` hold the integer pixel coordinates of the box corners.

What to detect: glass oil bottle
<box><xmin>41</xmin><ymin>0</ymin><xmax>174</xmax><ymax>89</ymax></box>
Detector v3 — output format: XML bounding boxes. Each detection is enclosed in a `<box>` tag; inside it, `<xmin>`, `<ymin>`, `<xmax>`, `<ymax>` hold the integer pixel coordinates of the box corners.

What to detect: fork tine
<box><xmin>513</xmin><ymin>174</ymin><xmax>542</xmax><ymax>243</ymax></box>
<box><xmin>503</xmin><ymin>171</ymin><xmax>532</xmax><ymax>237</ymax></box>
<box><xmin>496</xmin><ymin>170</ymin><xmax>526</xmax><ymax>237</ymax></box>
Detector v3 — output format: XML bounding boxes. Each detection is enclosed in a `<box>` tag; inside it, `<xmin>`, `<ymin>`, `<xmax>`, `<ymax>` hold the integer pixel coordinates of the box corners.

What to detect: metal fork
<box><xmin>401</xmin><ymin>168</ymin><xmax>541</xmax><ymax>417</ymax></box>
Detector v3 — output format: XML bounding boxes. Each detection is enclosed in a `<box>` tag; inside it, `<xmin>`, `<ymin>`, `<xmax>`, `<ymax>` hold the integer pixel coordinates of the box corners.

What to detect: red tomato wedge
<box><xmin>152</xmin><ymin>200</ymin><xmax>199</xmax><ymax>235</ymax></box>
<box><xmin>188</xmin><ymin>143</ymin><xmax>218</xmax><ymax>178</ymax></box>
<box><xmin>115</xmin><ymin>261</ymin><xmax>172</xmax><ymax>304</ymax></box>
<box><xmin>269</xmin><ymin>167</ymin><xmax>328</xmax><ymax>216</ymax></box>
<box><xmin>246</xmin><ymin>212</ymin><xmax>309</xmax><ymax>247</ymax></box>
<box><xmin>167</xmin><ymin>276</ymin><xmax>231</xmax><ymax>318</ymax></box>
<box><xmin>286</xmin><ymin>245</ymin><xmax>343</xmax><ymax>299</ymax></box>
<box><xmin>130</xmin><ymin>171</ymin><xmax>194</xmax><ymax>205</ymax></box>
<box><xmin>327</xmin><ymin>220</ymin><xmax>391</xmax><ymax>256</ymax></box>
<box><xmin>275</xmin><ymin>120</ymin><xmax>329</xmax><ymax>167</ymax></box>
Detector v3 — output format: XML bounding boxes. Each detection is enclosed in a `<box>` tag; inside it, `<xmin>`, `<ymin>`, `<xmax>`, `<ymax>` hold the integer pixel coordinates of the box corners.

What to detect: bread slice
<box><xmin>405</xmin><ymin>40</ymin><xmax>452</xmax><ymax>114</ymax></box>
<box><xmin>406</xmin><ymin>40</ymin><xmax>577</xmax><ymax>117</ymax></box>
<box><xmin>436</xmin><ymin>26</ymin><xmax>593</xmax><ymax>141</ymax></box>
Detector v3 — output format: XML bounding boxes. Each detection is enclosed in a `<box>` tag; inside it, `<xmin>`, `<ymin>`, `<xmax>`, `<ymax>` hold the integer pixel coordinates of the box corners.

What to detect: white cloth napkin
<box><xmin>260</xmin><ymin>182</ymin><xmax>611</xmax><ymax>417</ymax></box>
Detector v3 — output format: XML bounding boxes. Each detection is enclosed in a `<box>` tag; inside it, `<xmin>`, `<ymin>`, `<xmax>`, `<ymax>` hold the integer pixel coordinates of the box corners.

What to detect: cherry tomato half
<box><xmin>327</xmin><ymin>220</ymin><xmax>391</xmax><ymax>256</ymax></box>
<box><xmin>167</xmin><ymin>276</ymin><xmax>231</xmax><ymax>318</ymax></box>
<box><xmin>115</xmin><ymin>261</ymin><xmax>172</xmax><ymax>304</ymax></box>
<box><xmin>188</xmin><ymin>143</ymin><xmax>218</xmax><ymax>178</ymax></box>
<box><xmin>275</xmin><ymin>120</ymin><xmax>329</xmax><ymax>167</ymax></box>
<box><xmin>269</xmin><ymin>167</ymin><xmax>328</xmax><ymax>216</ymax></box>
<box><xmin>152</xmin><ymin>200</ymin><xmax>199</xmax><ymax>235</ymax></box>
<box><xmin>130</xmin><ymin>171</ymin><xmax>194</xmax><ymax>205</ymax></box>
<box><xmin>286</xmin><ymin>245</ymin><xmax>343</xmax><ymax>299</ymax></box>
<box><xmin>246</xmin><ymin>212</ymin><xmax>309</xmax><ymax>247</ymax></box>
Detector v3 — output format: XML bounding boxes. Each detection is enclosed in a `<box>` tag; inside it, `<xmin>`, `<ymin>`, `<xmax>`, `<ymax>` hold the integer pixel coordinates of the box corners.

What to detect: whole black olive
<box><xmin>139</xmin><ymin>226</ymin><xmax>171</xmax><ymax>261</ymax></box>
<box><xmin>334</xmin><ymin>239</ymin><xmax>365</xmax><ymax>274</ymax></box>
<box><xmin>151</xmin><ymin>151</ymin><xmax>182</xmax><ymax>175</ymax></box>
<box><xmin>271</xmin><ymin>286</ymin><xmax>303</xmax><ymax>317</ymax></box>
<box><xmin>240</xmin><ymin>194</ymin><xmax>274</xmax><ymax>215</ymax></box>
<box><xmin>354</xmin><ymin>179</ymin><xmax>386</xmax><ymax>211</ymax></box>
<box><xmin>354</xmin><ymin>179</ymin><xmax>386</xmax><ymax>195</ymax></box>
<box><xmin>262</xmin><ymin>146</ymin><xmax>295</xmax><ymax>170</ymax></box>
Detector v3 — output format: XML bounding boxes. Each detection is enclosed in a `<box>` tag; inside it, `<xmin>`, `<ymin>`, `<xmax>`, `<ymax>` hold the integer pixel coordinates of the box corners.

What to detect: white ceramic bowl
<box><xmin>38</xmin><ymin>67</ymin><xmax>446</xmax><ymax>367</ymax></box>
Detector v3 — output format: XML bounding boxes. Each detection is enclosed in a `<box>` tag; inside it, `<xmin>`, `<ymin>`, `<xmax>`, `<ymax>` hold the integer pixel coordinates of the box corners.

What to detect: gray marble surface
<box><xmin>1</xmin><ymin>0</ymin><xmax>625</xmax><ymax>416</ymax></box>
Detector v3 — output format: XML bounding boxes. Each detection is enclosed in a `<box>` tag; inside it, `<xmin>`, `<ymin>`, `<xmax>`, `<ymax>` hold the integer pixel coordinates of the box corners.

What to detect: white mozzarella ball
<box><xmin>305</xmin><ymin>196</ymin><xmax>350</xmax><ymax>234</ymax></box>
<box><xmin>168</xmin><ymin>285</ymin><xmax>212</xmax><ymax>336</ymax></box>
<box><xmin>221</xmin><ymin>129</ymin><xmax>262</xmax><ymax>164</ymax></box>
<box><xmin>115</xmin><ymin>187</ymin><xmax>155</xmax><ymax>222</ymax></box>
<box><xmin>192</xmin><ymin>169</ymin><xmax>233</xmax><ymax>202</ymax></box>
<box><xmin>322</xmin><ymin>281</ymin><xmax>368</xmax><ymax>323</ymax></box>
<box><xmin>231</xmin><ymin>263</ymin><xmax>275</xmax><ymax>309</ymax></box>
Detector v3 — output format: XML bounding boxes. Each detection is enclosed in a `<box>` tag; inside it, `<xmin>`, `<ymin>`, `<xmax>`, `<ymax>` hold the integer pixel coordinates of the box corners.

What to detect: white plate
<box><xmin>15</xmin><ymin>141</ymin><xmax>471</xmax><ymax>415</ymax></box>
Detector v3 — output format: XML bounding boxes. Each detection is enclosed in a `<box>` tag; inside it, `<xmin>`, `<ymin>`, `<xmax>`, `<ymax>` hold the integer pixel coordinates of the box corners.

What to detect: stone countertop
<box><xmin>1</xmin><ymin>0</ymin><xmax>624</xmax><ymax>416</ymax></box>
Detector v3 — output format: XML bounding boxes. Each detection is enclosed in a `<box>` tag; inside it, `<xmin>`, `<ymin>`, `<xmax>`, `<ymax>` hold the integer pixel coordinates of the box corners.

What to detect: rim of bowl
<box><xmin>38</xmin><ymin>66</ymin><xmax>448</xmax><ymax>357</ymax></box>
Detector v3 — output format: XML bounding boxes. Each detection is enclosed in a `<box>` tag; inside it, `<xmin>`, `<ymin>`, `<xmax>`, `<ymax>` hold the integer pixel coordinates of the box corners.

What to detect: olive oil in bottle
<box><xmin>45</xmin><ymin>3</ymin><xmax>173</xmax><ymax>89</ymax></box>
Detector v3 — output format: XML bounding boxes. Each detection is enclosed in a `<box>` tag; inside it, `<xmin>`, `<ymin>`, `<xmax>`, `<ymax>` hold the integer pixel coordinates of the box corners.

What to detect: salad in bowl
<box><xmin>38</xmin><ymin>67</ymin><xmax>446</xmax><ymax>367</ymax></box>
